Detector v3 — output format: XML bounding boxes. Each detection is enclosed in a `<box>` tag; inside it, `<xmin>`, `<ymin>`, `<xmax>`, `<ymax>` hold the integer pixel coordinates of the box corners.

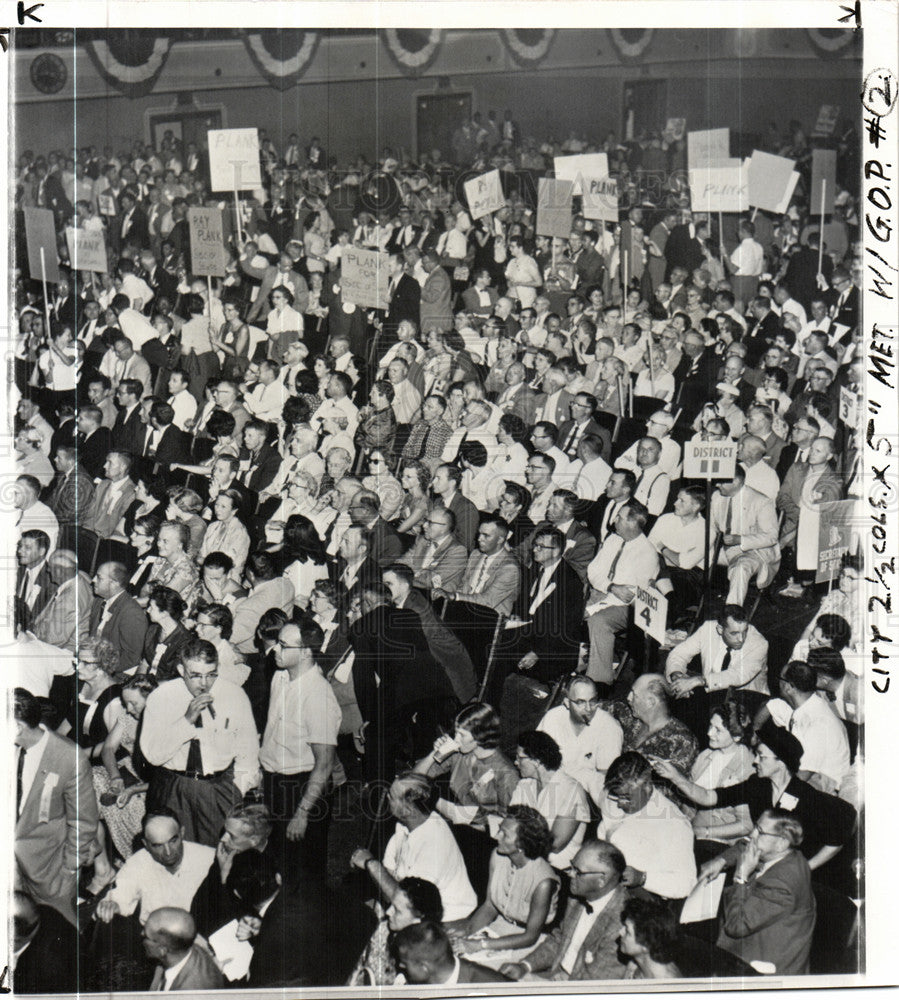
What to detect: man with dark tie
<box><xmin>136</xmin><ymin>401</ymin><xmax>188</xmax><ymax>474</ymax></box>
<box><xmin>557</xmin><ymin>392</ymin><xmax>612</xmax><ymax>465</ymax></box>
<box><xmin>75</xmin><ymin>405</ymin><xmax>113</xmax><ymax>479</ymax></box>
<box><xmin>383</xmin><ymin>251</ymin><xmax>421</xmax><ymax>340</ymax></box>
<box><xmin>237</xmin><ymin>420</ymin><xmax>282</xmax><ymax>494</ymax></box>
<box><xmin>111</xmin><ymin>378</ymin><xmax>147</xmax><ymax>456</ymax></box>
<box><xmin>15</xmin><ymin>530</ymin><xmax>55</xmax><ymax>631</ymax></box>
<box><xmin>386</xmin><ymin>206</ymin><xmax>422</xmax><ymax>254</ymax></box>
<box><xmin>89</xmin><ymin>562</ymin><xmax>149</xmax><ymax>671</ymax></box>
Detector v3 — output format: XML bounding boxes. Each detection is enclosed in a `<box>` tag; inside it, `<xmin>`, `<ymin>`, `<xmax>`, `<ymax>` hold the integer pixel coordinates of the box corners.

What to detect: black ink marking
<box><xmin>838</xmin><ymin>1</ymin><xmax>861</xmax><ymax>29</ymax></box>
<box><xmin>862</xmin><ymin>68</ymin><xmax>899</xmax><ymax>117</ymax></box>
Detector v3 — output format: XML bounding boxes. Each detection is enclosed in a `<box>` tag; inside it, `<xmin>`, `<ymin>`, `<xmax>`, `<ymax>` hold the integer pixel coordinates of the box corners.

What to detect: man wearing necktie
<box><xmin>583</xmin><ymin>500</ymin><xmax>659</xmax><ymax>693</ymax></box>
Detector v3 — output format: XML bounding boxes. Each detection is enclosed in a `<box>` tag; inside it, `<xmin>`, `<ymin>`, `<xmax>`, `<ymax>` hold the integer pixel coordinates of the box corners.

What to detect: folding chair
<box><xmin>476</xmin><ymin>614</ymin><xmax>507</xmax><ymax>702</ymax></box>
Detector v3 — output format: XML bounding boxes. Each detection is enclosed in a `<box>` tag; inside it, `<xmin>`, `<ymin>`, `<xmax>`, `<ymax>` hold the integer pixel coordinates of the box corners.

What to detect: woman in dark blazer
<box><xmin>140</xmin><ymin>585</ymin><xmax>193</xmax><ymax>681</ymax></box>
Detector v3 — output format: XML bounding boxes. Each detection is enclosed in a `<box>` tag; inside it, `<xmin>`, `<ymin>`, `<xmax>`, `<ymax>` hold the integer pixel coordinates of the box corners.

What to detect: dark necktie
<box><xmin>16</xmin><ymin>748</ymin><xmax>27</xmax><ymax>816</ymax></box>
<box><xmin>725</xmin><ymin>498</ymin><xmax>733</xmax><ymax>534</ymax></box>
<box><xmin>563</xmin><ymin>422</ymin><xmax>580</xmax><ymax>456</ymax></box>
<box><xmin>417</xmin><ymin>424</ymin><xmax>432</xmax><ymax>459</ymax></box>
<box><xmin>18</xmin><ymin>568</ymin><xmax>30</xmax><ymax>602</ymax></box>
<box><xmin>607</xmin><ymin>536</ymin><xmax>625</xmax><ymax>585</ymax></box>
<box><xmin>720</xmin><ymin>648</ymin><xmax>732</xmax><ymax>672</ymax></box>
<box><xmin>186</xmin><ymin>716</ymin><xmax>204</xmax><ymax>775</ymax></box>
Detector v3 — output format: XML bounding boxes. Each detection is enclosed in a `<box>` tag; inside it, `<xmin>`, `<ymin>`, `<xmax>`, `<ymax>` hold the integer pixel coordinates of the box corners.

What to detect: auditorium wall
<box><xmin>13</xmin><ymin>29</ymin><xmax>861</xmax><ymax>164</ymax></box>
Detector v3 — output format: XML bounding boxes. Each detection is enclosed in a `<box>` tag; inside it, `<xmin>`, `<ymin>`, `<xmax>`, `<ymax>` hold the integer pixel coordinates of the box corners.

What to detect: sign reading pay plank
<box><xmin>188</xmin><ymin>207</ymin><xmax>227</xmax><ymax>277</ymax></box>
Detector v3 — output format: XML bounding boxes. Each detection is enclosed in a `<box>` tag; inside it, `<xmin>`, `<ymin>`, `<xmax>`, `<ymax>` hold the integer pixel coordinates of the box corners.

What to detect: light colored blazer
<box><xmin>82</xmin><ymin>477</ymin><xmax>137</xmax><ymax>539</ymax></box>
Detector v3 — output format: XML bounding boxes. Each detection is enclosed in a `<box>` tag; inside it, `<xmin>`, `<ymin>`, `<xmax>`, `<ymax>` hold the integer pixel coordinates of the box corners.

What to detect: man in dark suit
<box><xmin>784</xmin><ymin>233</ymin><xmax>833</xmax><ymax>313</ymax></box>
<box><xmin>350</xmin><ymin>582</ymin><xmax>457</xmax><ymax>786</ymax></box>
<box><xmin>75</xmin><ymin>405</ymin><xmax>114</xmax><ymax>479</ymax></box>
<box><xmin>575</xmin><ymin>229</ymin><xmax>606</xmax><ymax>290</ymax></box>
<box><xmin>383</xmin><ymin>252</ymin><xmax>421</xmax><ymax>337</ymax></box>
<box><xmin>12</xmin><ymin>891</ymin><xmax>82</xmax><ymax>994</ymax></box>
<box><xmin>501</xmin><ymin>840</ymin><xmax>629</xmax><ymax>982</ymax></box>
<box><xmin>135</xmin><ymin>400</ymin><xmax>189</xmax><ymax>475</ymax></box>
<box><xmin>138</xmin><ymin>248</ymin><xmax>179</xmax><ymax>309</ymax></box>
<box><xmin>461</xmin><ymin>267</ymin><xmax>500</xmax><ymax>322</ymax></box>
<box><xmin>90</xmin><ymin>562</ymin><xmax>149</xmax><ymax>671</ymax></box>
<box><xmin>382</xmin><ymin>563</ymin><xmax>477</xmax><ymax>704</ymax></box>
<box><xmin>238</xmin><ymin>420</ymin><xmax>282</xmax><ymax>494</ymax></box>
<box><xmin>557</xmin><ymin>392</ymin><xmax>612</xmax><ymax>464</ymax></box>
<box><xmin>499</xmin><ymin>527</ymin><xmax>586</xmax><ymax>696</ymax></box>
<box><xmin>517</xmin><ymin>490</ymin><xmax>597</xmax><ymax>582</ymax></box>
<box><xmin>349</xmin><ymin>490</ymin><xmax>404</xmax><ymax>568</ymax></box>
<box><xmin>825</xmin><ymin>267</ymin><xmax>859</xmax><ymax>330</ymax></box>
<box><xmin>166</xmin><ymin>199</ymin><xmax>192</xmax><ymax>272</ymax></box>
<box><xmin>145</xmin><ymin>908</ymin><xmax>223</xmax><ymax>991</ymax></box>
<box><xmin>432</xmin><ymin>463</ymin><xmax>480</xmax><ymax>551</ymax></box>
<box><xmin>16</xmin><ymin>530</ymin><xmax>55</xmax><ymax>632</ymax></box>
<box><xmin>330</xmin><ymin>524</ymin><xmax>382</xmax><ymax>613</ymax></box>
<box><xmin>585</xmin><ymin>468</ymin><xmax>637</xmax><ymax>545</ymax></box>
<box><xmin>718</xmin><ymin>809</ymin><xmax>816</xmax><ymax>975</ymax></box>
<box><xmin>419</xmin><ymin>250</ymin><xmax>454</xmax><ymax>335</ymax></box>
<box><xmin>385</xmin><ymin>206</ymin><xmax>422</xmax><ymax>254</ymax></box>
<box><xmin>14</xmin><ymin>688</ymin><xmax>98</xmax><ymax>926</ymax></box>
<box><xmin>394</xmin><ymin>920</ymin><xmax>508</xmax><ymax>984</ymax></box>
<box><xmin>111</xmin><ymin>379</ymin><xmax>146</xmax><ymax>457</ymax></box>
<box><xmin>673</xmin><ymin>331</ymin><xmax>719</xmax><ymax>422</ymax></box>
<box><xmin>50</xmin><ymin>273</ymin><xmax>79</xmax><ymax>331</ymax></box>
<box><xmin>118</xmin><ymin>189</ymin><xmax>150</xmax><ymax>250</ymax></box>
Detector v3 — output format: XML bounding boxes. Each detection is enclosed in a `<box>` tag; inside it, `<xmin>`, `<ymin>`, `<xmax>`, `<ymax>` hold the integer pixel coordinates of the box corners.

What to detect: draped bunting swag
<box><xmin>240</xmin><ymin>29</ymin><xmax>321</xmax><ymax>90</ymax></box>
<box><xmin>82</xmin><ymin>32</ymin><xmax>173</xmax><ymax>98</ymax></box>
<box><xmin>499</xmin><ymin>29</ymin><xmax>556</xmax><ymax>67</ymax></box>
<box><xmin>608</xmin><ymin>28</ymin><xmax>654</xmax><ymax>62</ymax></box>
<box><xmin>380</xmin><ymin>28</ymin><xmax>444</xmax><ymax>77</ymax></box>
<box><xmin>805</xmin><ymin>28</ymin><xmax>858</xmax><ymax>59</ymax></box>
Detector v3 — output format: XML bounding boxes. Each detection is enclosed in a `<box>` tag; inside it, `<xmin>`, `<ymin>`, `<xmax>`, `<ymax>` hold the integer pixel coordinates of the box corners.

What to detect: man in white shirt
<box><xmin>311</xmin><ymin>372</ymin><xmax>359</xmax><ymax>436</ymax></box>
<box><xmin>738</xmin><ymin>434</ymin><xmax>781</xmax><ymax>500</ymax></box>
<box><xmin>242</xmin><ymin>359</ymin><xmax>287</xmax><ymax>424</ymax></box>
<box><xmin>387</xmin><ymin>358</ymin><xmax>422</xmax><ymax>424</ymax></box>
<box><xmin>570</xmin><ymin>434</ymin><xmax>612</xmax><ymax>503</ymax></box>
<box><xmin>95</xmin><ymin>810</ymin><xmax>214</xmax><ymax>926</ymax></box>
<box><xmin>352</xmin><ymin>773</ymin><xmax>476</xmax><ymax>921</ymax></box>
<box><xmin>727</xmin><ymin>220</ymin><xmax>764</xmax><ymax>307</ymax></box>
<box><xmin>584</xmin><ymin>500</ymin><xmax>659</xmax><ymax>691</ymax></box>
<box><xmin>260</xmin><ymin>619</ymin><xmax>341</xmax><ymax>885</ymax></box>
<box><xmin>167</xmin><ymin>369</ymin><xmax>198</xmax><ymax>431</ymax></box>
<box><xmin>648</xmin><ymin>484</ymin><xmax>706</xmax><ymax>627</ymax></box>
<box><xmin>597</xmin><ymin>752</ymin><xmax>696</xmax><ymax>899</ymax></box>
<box><xmin>539</xmin><ymin>676</ymin><xmax>623</xmax><ymax>804</ymax></box>
<box><xmin>764</xmin><ymin>660</ymin><xmax>850</xmax><ymax>794</ymax></box>
<box><xmin>140</xmin><ymin>638</ymin><xmax>261</xmax><ymax>846</ymax></box>
<box><xmin>615</xmin><ymin>411</ymin><xmax>681</xmax><ymax>479</ymax></box>
<box><xmin>619</xmin><ymin>437</ymin><xmax>670</xmax><ymax>517</ymax></box>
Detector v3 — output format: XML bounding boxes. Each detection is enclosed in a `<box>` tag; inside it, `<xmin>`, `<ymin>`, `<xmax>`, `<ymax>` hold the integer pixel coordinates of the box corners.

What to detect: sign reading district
<box><xmin>341</xmin><ymin>246</ymin><xmax>390</xmax><ymax>310</ymax></box>
<box><xmin>682</xmin><ymin>440</ymin><xmax>737</xmax><ymax>480</ymax></box>
<box><xmin>65</xmin><ymin>227</ymin><xmax>108</xmax><ymax>273</ymax></box>
<box><xmin>464</xmin><ymin>170</ymin><xmax>504</xmax><ymax>220</ymax></box>
<box><xmin>188</xmin><ymin>207</ymin><xmax>227</xmax><ymax>277</ymax></box>
<box><xmin>208</xmin><ymin>128</ymin><xmax>262</xmax><ymax>192</ymax></box>
<box><xmin>634</xmin><ymin>586</ymin><xmax>668</xmax><ymax>645</ymax></box>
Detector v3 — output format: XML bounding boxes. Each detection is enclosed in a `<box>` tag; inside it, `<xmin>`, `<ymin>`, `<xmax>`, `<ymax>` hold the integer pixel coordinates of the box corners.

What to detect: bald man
<box><xmin>144</xmin><ymin>907</ymin><xmax>223</xmax><ymax>991</ymax></box>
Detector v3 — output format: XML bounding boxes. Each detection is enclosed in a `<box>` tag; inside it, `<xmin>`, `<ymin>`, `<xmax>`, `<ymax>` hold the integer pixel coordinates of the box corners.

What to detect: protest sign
<box><xmin>815</xmin><ymin>499</ymin><xmax>856</xmax><ymax>584</ymax></box>
<box><xmin>683</xmin><ymin>440</ymin><xmax>737</xmax><ymax>479</ymax></box>
<box><xmin>811</xmin><ymin>148</ymin><xmax>838</xmax><ymax>217</ymax></box>
<box><xmin>537</xmin><ymin>178</ymin><xmax>574</xmax><ymax>238</ymax></box>
<box><xmin>687</xmin><ymin>128</ymin><xmax>730</xmax><ymax>173</ymax></box>
<box><xmin>634</xmin><ymin>586</ymin><xmax>668</xmax><ymax>644</ymax></box>
<box><xmin>839</xmin><ymin>386</ymin><xmax>860</xmax><ymax>429</ymax></box>
<box><xmin>747</xmin><ymin>150</ymin><xmax>797</xmax><ymax>212</ymax></box>
<box><xmin>688</xmin><ymin>159</ymin><xmax>748</xmax><ymax>213</ymax></box>
<box><xmin>582</xmin><ymin>175</ymin><xmax>620</xmax><ymax>222</ymax></box>
<box><xmin>64</xmin><ymin>227</ymin><xmax>108</xmax><ymax>273</ymax></box>
<box><xmin>813</xmin><ymin>104</ymin><xmax>840</xmax><ymax>136</ymax></box>
<box><xmin>208</xmin><ymin>128</ymin><xmax>262</xmax><ymax>192</ymax></box>
<box><xmin>553</xmin><ymin>153</ymin><xmax>608</xmax><ymax>196</ymax></box>
<box><xmin>341</xmin><ymin>246</ymin><xmax>390</xmax><ymax>310</ymax></box>
<box><xmin>24</xmin><ymin>207</ymin><xmax>60</xmax><ymax>283</ymax></box>
<box><xmin>188</xmin><ymin>207</ymin><xmax>227</xmax><ymax>277</ymax></box>
<box><xmin>464</xmin><ymin>169</ymin><xmax>504</xmax><ymax>220</ymax></box>
<box><xmin>774</xmin><ymin>171</ymin><xmax>800</xmax><ymax>215</ymax></box>
<box><xmin>97</xmin><ymin>193</ymin><xmax>117</xmax><ymax>216</ymax></box>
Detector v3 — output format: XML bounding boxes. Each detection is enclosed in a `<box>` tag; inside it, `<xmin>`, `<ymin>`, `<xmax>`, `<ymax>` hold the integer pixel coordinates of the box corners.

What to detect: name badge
<box><xmin>779</xmin><ymin>792</ymin><xmax>799</xmax><ymax>811</ymax></box>
<box><xmin>477</xmin><ymin>769</ymin><xmax>495</xmax><ymax>786</ymax></box>
<box><xmin>38</xmin><ymin>772</ymin><xmax>59</xmax><ymax>823</ymax></box>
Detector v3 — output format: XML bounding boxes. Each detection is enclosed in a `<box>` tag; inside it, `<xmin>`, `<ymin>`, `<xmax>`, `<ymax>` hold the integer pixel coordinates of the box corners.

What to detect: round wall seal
<box><xmin>30</xmin><ymin>52</ymin><xmax>68</xmax><ymax>94</ymax></box>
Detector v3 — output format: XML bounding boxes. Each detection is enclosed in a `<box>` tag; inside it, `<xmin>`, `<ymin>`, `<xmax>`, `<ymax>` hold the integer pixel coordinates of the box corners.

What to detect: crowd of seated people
<box><xmin>11</xmin><ymin>106</ymin><xmax>863</xmax><ymax>991</ymax></box>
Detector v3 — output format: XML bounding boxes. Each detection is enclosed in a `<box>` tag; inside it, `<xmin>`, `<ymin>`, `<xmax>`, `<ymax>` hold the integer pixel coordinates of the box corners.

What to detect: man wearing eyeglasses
<box><xmin>500</xmin><ymin>840</ymin><xmax>628</xmax><ymax>981</ymax></box>
<box><xmin>140</xmin><ymin>637</ymin><xmax>261</xmax><ymax>847</ymax></box>
<box><xmin>717</xmin><ymin>809</ymin><xmax>816</xmax><ymax>975</ymax></box>
<box><xmin>260</xmin><ymin>620</ymin><xmax>341</xmax><ymax>888</ymax></box>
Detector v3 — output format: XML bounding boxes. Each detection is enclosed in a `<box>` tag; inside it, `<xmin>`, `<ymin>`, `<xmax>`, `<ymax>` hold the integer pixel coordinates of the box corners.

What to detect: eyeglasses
<box><xmin>567</xmin><ymin>865</ymin><xmax>605</xmax><ymax>877</ymax></box>
<box><xmin>533</xmin><ymin>542</ymin><xmax>558</xmax><ymax>550</ymax></box>
<box><xmin>275</xmin><ymin>640</ymin><xmax>303</xmax><ymax>649</ymax></box>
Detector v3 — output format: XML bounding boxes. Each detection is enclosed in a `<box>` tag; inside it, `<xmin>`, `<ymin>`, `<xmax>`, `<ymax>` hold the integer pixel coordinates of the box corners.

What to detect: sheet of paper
<box><xmin>209</xmin><ymin>920</ymin><xmax>254</xmax><ymax>981</ymax></box>
<box><xmin>680</xmin><ymin>872</ymin><xmax>726</xmax><ymax>924</ymax></box>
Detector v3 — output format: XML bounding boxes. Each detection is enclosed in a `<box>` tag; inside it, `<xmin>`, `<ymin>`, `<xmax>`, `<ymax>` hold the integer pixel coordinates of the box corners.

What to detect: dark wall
<box><xmin>16</xmin><ymin>63</ymin><xmax>861</xmax><ymax>164</ymax></box>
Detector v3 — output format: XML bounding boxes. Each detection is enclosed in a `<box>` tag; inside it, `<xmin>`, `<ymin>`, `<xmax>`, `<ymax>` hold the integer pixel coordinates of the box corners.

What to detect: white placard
<box><xmin>747</xmin><ymin>150</ymin><xmax>797</xmax><ymax>213</ymax></box>
<box><xmin>208</xmin><ymin>128</ymin><xmax>262</xmax><ymax>192</ymax></box>
<box><xmin>688</xmin><ymin>158</ymin><xmax>748</xmax><ymax>213</ymax></box>
<box><xmin>634</xmin><ymin>586</ymin><xmax>668</xmax><ymax>644</ymax></box>
<box><xmin>464</xmin><ymin>169</ymin><xmax>505</xmax><ymax>220</ymax></box>
<box><xmin>554</xmin><ymin>153</ymin><xmax>609</xmax><ymax>196</ymax></box>
<box><xmin>687</xmin><ymin>128</ymin><xmax>730</xmax><ymax>173</ymax></box>
<box><xmin>682</xmin><ymin>440</ymin><xmax>738</xmax><ymax>479</ymax></box>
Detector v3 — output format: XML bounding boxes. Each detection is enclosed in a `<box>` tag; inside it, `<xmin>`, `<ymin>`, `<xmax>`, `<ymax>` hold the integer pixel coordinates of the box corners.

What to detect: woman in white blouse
<box><xmin>689</xmin><ymin>701</ymin><xmax>755</xmax><ymax>854</ymax></box>
<box><xmin>197</xmin><ymin>489</ymin><xmax>251</xmax><ymax>580</ymax></box>
<box><xmin>266</xmin><ymin>286</ymin><xmax>303</xmax><ymax>349</ymax></box>
<box><xmin>281</xmin><ymin>514</ymin><xmax>329</xmax><ymax>611</ymax></box>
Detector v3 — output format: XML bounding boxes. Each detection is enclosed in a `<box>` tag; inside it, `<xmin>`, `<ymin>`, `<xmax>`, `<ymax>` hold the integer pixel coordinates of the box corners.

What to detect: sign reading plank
<box><xmin>689</xmin><ymin>159</ymin><xmax>748</xmax><ymax>214</ymax></box>
<box><xmin>634</xmin><ymin>586</ymin><xmax>668</xmax><ymax>644</ymax></box>
<box><xmin>341</xmin><ymin>246</ymin><xmax>390</xmax><ymax>310</ymax></box>
<box><xmin>582</xmin><ymin>176</ymin><xmax>620</xmax><ymax>223</ymax></box>
<box><xmin>24</xmin><ymin>207</ymin><xmax>60</xmax><ymax>283</ymax></box>
<box><xmin>815</xmin><ymin>499</ymin><xmax>857</xmax><ymax>584</ymax></box>
<box><xmin>682</xmin><ymin>440</ymin><xmax>737</xmax><ymax>480</ymax></box>
<box><xmin>554</xmin><ymin>153</ymin><xmax>608</xmax><ymax>196</ymax></box>
<box><xmin>464</xmin><ymin>170</ymin><xmax>505</xmax><ymax>220</ymax></box>
<box><xmin>813</xmin><ymin>104</ymin><xmax>840</xmax><ymax>136</ymax></box>
<box><xmin>687</xmin><ymin>128</ymin><xmax>730</xmax><ymax>173</ymax></box>
<box><xmin>188</xmin><ymin>207</ymin><xmax>227</xmax><ymax>277</ymax></box>
<box><xmin>207</xmin><ymin>128</ymin><xmax>262</xmax><ymax>192</ymax></box>
<box><xmin>65</xmin><ymin>227</ymin><xmax>108</xmax><ymax>273</ymax></box>
<box><xmin>746</xmin><ymin>150</ymin><xmax>797</xmax><ymax>213</ymax></box>
<box><xmin>810</xmin><ymin>149</ymin><xmax>838</xmax><ymax>217</ymax></box>
<box><xmin>536</xmin><ymin>177</ymin><xmax>574</xmax><ymax>238</ymax></box>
